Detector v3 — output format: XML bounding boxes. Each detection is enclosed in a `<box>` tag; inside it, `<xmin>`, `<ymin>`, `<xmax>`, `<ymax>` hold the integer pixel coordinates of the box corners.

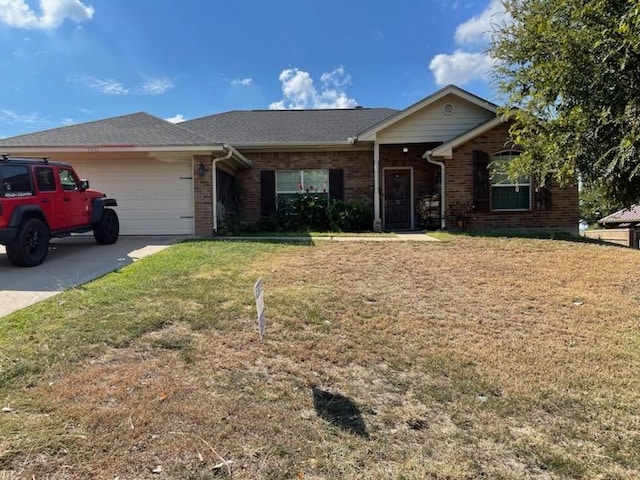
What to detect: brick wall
<box><xmin>379</xmin><ymin>143</ymin><xmax>440</xmax><ymax>199</ymax></box>
<box><xmin>444</xmin><ymin>123</ymin><xmax>579</xmax><ymax>234</ymax></box>
<box><xmin>234</xmin><ymin>150</ymin><xmax>375</xmax><ymax>223</ymax></box>
<box><xmin>193</xmin><ymin>154</ymin><xmax>213</xmax><ymax>236</ymax></box>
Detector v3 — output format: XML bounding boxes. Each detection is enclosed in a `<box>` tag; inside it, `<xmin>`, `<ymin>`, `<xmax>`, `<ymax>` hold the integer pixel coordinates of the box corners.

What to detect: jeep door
<box><xmin>34</xmin><ymin>166</ymin><xmax>64</xmax><ymax>230</ymax></box>
<box><xmin>57</xmin><ymin>167</ymin><xmax>91</xmax><ymax>227</ymax></box>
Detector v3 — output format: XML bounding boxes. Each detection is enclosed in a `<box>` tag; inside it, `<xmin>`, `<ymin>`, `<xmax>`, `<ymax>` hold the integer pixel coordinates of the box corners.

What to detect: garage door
<box><xmin>72</xmin><ymin>157</ymin><xmax>194</xmax><ymax>235</ymax></box>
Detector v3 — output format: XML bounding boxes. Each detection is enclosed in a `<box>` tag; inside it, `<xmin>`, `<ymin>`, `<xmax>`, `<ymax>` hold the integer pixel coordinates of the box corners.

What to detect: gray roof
<box><xmin>0</xmin><ymin>112</ymin><xmax>214</xmax><ymax>148</ymax></box>
<box><xmin>599</xmin><ymin>204</ymin><xmax>640</xmax><ymax>226</ymax></box>
<box><xmin>179</xmin><ymin>108</ymin><xmax>399</xmax><ymax>145</ymax></box>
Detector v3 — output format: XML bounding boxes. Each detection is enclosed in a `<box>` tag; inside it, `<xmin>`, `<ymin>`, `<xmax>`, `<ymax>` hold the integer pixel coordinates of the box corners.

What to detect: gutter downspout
<box><xmin>423</xmin><ymin>150</ymin><xmax>446</xmax><ymax>230</ymax></box>
<box><xmin>373</xmin><ymin>143</ymin><xmax>382</xmax><ymax>231</ymax></box>
<box><xmin>211</xmin><ymin>146</ymin><xmax>233</xmax><ymax>235</ymax></box>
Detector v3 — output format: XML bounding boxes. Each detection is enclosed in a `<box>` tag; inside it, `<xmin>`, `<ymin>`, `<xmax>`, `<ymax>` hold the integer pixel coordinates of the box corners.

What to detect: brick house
<box><xmin>0</xmin><ymin>85</ymin><xmax>578</xmax><ymax>236</ymax></box>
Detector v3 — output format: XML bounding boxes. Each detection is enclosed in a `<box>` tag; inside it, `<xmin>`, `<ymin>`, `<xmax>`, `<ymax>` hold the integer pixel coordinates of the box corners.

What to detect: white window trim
<box><xmin>490</xmin><ymin>151</ymin><xmax>531</xmax><ymax>211</ymax></box>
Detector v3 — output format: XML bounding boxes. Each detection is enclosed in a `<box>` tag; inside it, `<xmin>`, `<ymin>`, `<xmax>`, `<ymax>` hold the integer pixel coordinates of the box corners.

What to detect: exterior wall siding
<box><xmin>443</xmin><ymin>123</ymin><xmax>579</xmax><ymax>233</ymax></box>
<box><xmin>377</xmin><ymin>94</ymin><xmax>495</xmax><ymax>144</ymax></box>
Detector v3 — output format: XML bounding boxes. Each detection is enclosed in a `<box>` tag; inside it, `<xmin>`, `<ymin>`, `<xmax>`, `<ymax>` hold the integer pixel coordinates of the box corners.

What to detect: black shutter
<box><xmin>535</xmin><ymin>185</ymin><xmax>552</xmax><ymax>211</ymax></box>
<box><xmin>260</xmin><ymin>170</ymin><xmax>276</xmax><ymax>217</ymax></box>
<box><xmin>472</xmin><ymin>150</ymin><xmax>490</xmax><ymax>212</ymax></box>
<box><xmin>329</xmin><ymin>169</ymin><xmax>344</xmax><ymax>201</ymax></box>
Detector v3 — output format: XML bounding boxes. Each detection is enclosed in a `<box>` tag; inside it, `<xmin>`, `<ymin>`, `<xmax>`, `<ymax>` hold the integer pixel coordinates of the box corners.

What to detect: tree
<box><xmin>579</xmin><ymin>181</ymin><xmax>625</xmax><ymax>226</ymax></box>
<box><xmin>491</xmin><ymin>0</ymin><xmax>640</xmax><ymax>206</ymax></box>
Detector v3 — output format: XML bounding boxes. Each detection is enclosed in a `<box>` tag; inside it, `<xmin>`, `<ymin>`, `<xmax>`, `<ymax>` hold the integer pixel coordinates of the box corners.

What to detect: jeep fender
<box><xmin>0</xmin><ymin>205</ymin><xmax>48</xmax><ymax>244</ymax></box>
<box><xmin>9</xmin><ymin>205</ymin><xmax>48</xmax><ymax>229</ymax></box>
<box><xmin>90</xmin><ymin>198</ymin><xmax>118</xmax><ymax>224</ymax></box>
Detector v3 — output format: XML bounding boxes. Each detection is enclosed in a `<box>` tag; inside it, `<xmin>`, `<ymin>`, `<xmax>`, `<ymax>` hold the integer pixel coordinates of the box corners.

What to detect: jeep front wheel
<box><xmin>6</xmin><ymin>218</ymin><xmax>50</xmax><ymax>267</ymax></box>
<box><xmin>93</xmin><ymin>208</ymin><xmax>119</xmax><ymax>245</ymax></box>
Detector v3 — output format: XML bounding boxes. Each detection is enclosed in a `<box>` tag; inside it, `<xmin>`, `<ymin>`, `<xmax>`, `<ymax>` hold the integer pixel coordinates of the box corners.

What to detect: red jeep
<box><xmin>0</xmin><ymin>156</ymin><xmax>119</xmax><ymax>267</ymax></box>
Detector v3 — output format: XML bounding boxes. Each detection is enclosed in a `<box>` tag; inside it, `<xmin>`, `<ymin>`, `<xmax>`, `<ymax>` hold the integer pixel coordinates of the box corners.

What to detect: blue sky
<box><xmin>0</xmin><ymin>0</ymin><xmax>508</xmax><ymax>139</ymax></box>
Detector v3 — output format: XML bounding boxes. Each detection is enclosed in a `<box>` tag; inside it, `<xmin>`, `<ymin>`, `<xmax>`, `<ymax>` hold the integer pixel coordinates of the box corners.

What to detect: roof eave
<box><xmin>0</xmin><ymin>145</ymin><xmax>228</xmax><ymax>155</ymax></box>
<box><xmin>232</xmin><ymin>140</ymin><xmax>363</xmax><ymax>150</ymax></box>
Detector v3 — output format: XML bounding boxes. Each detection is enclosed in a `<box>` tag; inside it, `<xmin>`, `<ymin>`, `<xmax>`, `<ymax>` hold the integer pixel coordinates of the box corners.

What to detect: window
<box><xmin>35</xmin><ymin>167</ymin><xmax>56</xmax><ymax>192</ymax></box>
<box><xmin>490</xmin><ymin>152</ymin><xmax>530</xmax><ymax>210</ymax></box>
<box><xmin>59</xmin><ymin>168</ymin><xmax>79</xmax><ymax>191</ymax></box>
<box><xmin>1</xmin><ymin>165</ymin><xmax>33</xmax><ymax>197</ymax></box>
<box><xmin>276</xmin><ymin>169</ymin><xmax>329</xmax><ymax>206</ymax></box>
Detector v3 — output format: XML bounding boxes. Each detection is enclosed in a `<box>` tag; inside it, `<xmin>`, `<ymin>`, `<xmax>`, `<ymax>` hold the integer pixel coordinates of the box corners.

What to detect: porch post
<box><xmin>373</xmin><ymin>142</ymin><xmax>382</xmax><ymax>232</ymax></box>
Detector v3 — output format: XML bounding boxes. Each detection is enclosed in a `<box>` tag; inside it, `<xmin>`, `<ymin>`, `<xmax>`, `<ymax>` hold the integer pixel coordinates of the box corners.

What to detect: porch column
<box><xmin>373</xmin><ymin>142</ymin><xmax>382</xmax><ymax>232</ymax></box>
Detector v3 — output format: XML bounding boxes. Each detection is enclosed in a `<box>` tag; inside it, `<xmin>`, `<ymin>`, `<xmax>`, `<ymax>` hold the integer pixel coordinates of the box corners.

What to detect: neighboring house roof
<box><xmin>599</xmin><ymin>204</ymin><xmax>640</xmax><ymax>227</ymax></box>
<box><xmin>0</xmin><ymin>112</ymin><xmax>215</xmax><ymax>148</ymax></box>
<box><xmin>357</xmin><ymin>85</ymin><xmax>498</xmax><ymax>142</ymax></box>
<box><xmin>179</xmin><ymin>108</ymin><xmax>398</xmax><ymax>147</ymax></box>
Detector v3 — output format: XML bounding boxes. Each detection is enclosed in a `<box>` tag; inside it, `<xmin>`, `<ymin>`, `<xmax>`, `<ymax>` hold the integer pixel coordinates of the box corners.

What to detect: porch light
<box><xmin>198</xmin><ymin>162</ymin><xmax>207</xmax><ymax>177</ymax></box>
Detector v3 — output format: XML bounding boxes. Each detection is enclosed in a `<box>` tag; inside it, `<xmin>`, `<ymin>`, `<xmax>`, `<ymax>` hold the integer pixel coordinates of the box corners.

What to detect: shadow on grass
<box><xmin>441</xmin><ymin>229</ymin><xmax>624</xmax><ymax>246</ymax></box>
<box><xmin>312</xmin><ymin>386</ymin><xmax>368</xmax><ymax>438</ymax></box>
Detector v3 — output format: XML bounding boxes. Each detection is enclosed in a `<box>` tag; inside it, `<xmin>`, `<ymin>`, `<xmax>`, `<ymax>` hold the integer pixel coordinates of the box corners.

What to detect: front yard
<box><xmin>1</xmin><ymin>236</ymin><xmax>639</xmax><ymax>479</ymax></box>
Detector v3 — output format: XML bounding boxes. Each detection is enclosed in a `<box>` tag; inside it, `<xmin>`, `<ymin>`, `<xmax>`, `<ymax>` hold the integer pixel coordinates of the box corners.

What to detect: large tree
<box><xmin>491</xmin><ymin>0</ymin><xmax>640</xmax><ymax>206</ymax></box>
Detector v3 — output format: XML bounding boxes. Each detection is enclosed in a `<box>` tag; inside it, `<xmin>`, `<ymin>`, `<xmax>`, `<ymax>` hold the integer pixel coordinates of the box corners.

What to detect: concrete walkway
<box><xmin>216</xmin><ymin>232</ymin><xmax>440</xmax><ymax>242</ymax></box>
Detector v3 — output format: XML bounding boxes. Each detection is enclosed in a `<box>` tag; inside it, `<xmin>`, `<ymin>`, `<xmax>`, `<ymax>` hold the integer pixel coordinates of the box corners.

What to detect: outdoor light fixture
<box><xmin>198</xmin><ymin>162</ymin><xmax>207</xmax><ymax>177</ymax></box>
<box><xmin>402</xmin><ymin>147</ymin><xmax>409</xmax><ymax>154</ymax></box>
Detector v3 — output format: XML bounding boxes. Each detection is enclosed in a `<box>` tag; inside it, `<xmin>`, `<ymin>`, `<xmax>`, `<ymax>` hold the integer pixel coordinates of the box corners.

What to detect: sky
<box><xmin>0</xmin><ymin>0</ymin><xmax>510</xmax><ymax>139</ymax></box>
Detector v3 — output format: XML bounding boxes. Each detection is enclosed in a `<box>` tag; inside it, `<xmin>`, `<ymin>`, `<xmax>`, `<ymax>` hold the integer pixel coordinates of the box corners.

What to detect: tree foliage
<box><xmin>491</xmin><ymin>0</ymin><xmax>640</xmax><ymax>206</ymax></box>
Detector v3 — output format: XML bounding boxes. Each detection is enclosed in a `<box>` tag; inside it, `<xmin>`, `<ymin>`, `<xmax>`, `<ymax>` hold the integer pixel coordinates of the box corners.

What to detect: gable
<box><xmin>376</xmin><ymin>93</ymin><xmax>496</xmax><ymax>145</ymax></box>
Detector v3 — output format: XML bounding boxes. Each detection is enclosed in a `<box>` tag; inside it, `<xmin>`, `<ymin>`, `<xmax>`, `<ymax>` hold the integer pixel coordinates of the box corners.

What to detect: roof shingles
<box><xmin>0</xmin><ymin>112</ymin><xmax>214</xmax><ymax>147</ymax></box>
<box><xmin>179</xmin><ymin>108</ymin><xmax>398</xmax><ymax>145</ymax></box>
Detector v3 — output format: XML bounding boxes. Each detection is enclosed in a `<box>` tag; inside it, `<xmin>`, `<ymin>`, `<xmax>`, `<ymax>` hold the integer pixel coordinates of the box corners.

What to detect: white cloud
<box><xmin>429</xmin><ymin>50</ymin><xmax>495</xmax><ymax>86</ymax></box>
<box><xmin>454</xmin><ymin>0</ymin><xmax>509</xmax><ymax>46</ymax></box>
<box><xmin>165</xmin><ymin>114</ymin><xmax>185</xmax><ymax>123</ymax></box>
<box><xmin>73</xmin><ymin>75</ymin><xmax>128</xmax><ymax>95</ymax></box>
<box><xmin>428</xmin><ymin>0</ymin><xmax>510</xmax><ymax>86</ymax></box>
<box><xmin>0</xmin><ymin>0</ymin><xmax>94</xmax><ymax>30</ymax></box>
<box><xmin>269</xmin><ymin>67</ymin><xmax>357</xmax><ymax>110</ymax></box>
<box><xmin>0</xmin><ymin>108</ymin><xmax>44</xmax><ymax>125</ymax></box>
<box><xmin>231</xmin><ymin>78</ymin><xmax>253</xmax><ymax>87</ymax></box>
<box><xmin>141</xmin><ymin>77</ymin><xmax>173</xmax><ymax>95</ymax></box>
<box><xmin>72</xmin><ymin>74</ymin><xmax>174</xmax><ymax>95</ymax></box>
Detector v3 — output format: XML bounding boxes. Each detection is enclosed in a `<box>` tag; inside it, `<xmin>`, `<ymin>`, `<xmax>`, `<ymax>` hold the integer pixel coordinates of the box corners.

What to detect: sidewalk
<box><xmin>215</xmin><ymin>232</ymin><xmax>440</xmax><ymax>242</ymax></box>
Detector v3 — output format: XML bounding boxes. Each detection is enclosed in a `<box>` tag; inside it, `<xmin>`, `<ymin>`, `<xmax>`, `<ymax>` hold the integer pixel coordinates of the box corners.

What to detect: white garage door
<box><xmin>72</xmin><ymin>157</ymin><xmax>194</xmax><ymax>235</ymax></box>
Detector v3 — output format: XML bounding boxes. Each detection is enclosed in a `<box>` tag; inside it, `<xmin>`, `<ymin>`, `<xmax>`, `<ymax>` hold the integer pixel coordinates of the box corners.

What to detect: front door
<box><xmin>384</xmin><ymin>169</ymin><xmax>411</xmax><ymax>230</ymax></box>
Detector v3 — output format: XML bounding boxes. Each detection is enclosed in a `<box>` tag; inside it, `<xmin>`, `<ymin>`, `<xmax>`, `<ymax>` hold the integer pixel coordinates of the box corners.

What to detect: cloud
<box><xmin>72</xmin><ymin>74</ymin><xmax>174</xmax><ymax>95</ymax></box>
<box><xmin>231</xmin><ymin>78</ymin><xmax>253</xmax><ymax>87</ymax></box>
<box><xmin>165</xmin><ymin>114</ymin><xmax>185</xmax><ymax>123</ymax></box>
<box><xmin>140</xmin><ymin>77</ymin><xmax>173</xmax><ymax>95</ymax></box>
<box><xmin>269</xmin><ymin>67</ymin><xmax>357</xmax><ymax>110</ymax></box>
<box><xmin>0</xmin><ymin>108</ymin><xmax>44</xmax><ymax>125</ymax></box>
<box><xmin>428</xmin><ymin>0</ymin><xmax>510</xmax><ymax>86</ymax></box>
<box><xmin>0</xmin><ymin>0</ymin><xmax>94</xmax><ymax>30</ymax></box>
<box><xmin>73</xmin><ymin>75</ymin><xmax>128</xmax><ymax>95</ymax></box>
<box><xmin>454</xmin><ymin>0</ymin><xmax>510</xmax><ymax>45</ymax></box>
<box><xmin>429</xmin><ymin>50</ymin><xmax>495</xmax><ymax>86</ymax></box>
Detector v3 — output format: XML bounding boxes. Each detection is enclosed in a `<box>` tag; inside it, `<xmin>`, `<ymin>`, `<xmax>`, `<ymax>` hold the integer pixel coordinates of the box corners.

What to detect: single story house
<box><xmin>0</xmin><ymin>85</ymin><xmax>578</xmax><ymax>236</ymax></box>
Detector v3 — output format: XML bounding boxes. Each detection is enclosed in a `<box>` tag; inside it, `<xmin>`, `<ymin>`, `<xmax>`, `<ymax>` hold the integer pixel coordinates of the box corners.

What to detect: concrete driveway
<box><xmin>0</xmin><ymin>235</ymin><xmax>182</xmax><ymax>318</ymax></box>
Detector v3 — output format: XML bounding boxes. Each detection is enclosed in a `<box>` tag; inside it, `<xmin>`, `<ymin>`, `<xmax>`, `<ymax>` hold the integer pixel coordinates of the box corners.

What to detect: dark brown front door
<box><xmin>384</xmin><ymin>169</ymin><xmax>411</xmax><ymax>230</ymax></box>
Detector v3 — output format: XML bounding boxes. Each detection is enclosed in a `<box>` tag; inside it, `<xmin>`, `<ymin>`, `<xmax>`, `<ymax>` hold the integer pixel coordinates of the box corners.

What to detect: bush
<box><xmin>219</xmin><ymin>197</ymin><xmax>373</xmax><ymax>234</ymax></box>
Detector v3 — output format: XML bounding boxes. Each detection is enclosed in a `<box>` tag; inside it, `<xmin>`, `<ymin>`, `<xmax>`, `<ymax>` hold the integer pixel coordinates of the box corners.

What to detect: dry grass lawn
<box><xmin>1</xmin><ymin>235</ymin><xmax>640</xmax><ymax>479</ymax></box>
